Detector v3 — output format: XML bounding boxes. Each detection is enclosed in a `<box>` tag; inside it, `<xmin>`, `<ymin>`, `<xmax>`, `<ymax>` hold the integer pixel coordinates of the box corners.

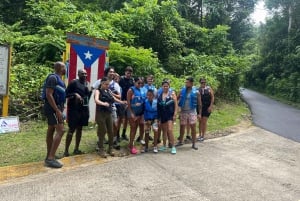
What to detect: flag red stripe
<box><xmin>98</xmin><ymin>51</ymin><xmax>105</xmax><ymax>79</ymax></box>
<box><xmin>69</xmin><ymin>46</ymin><xmax>77</xmax><ymax>82</ymax></box>
<box><xmin>84</xmin><ymin>66</ymin><xmax>91</xmax><ymax>82</ymax></box>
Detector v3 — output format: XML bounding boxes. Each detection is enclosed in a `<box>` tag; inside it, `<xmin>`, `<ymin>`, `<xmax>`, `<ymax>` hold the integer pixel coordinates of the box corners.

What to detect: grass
<box><xmin>0</xmin><ymin>101</ymin><xmax>250</xmax><ymax>167</ymax></box>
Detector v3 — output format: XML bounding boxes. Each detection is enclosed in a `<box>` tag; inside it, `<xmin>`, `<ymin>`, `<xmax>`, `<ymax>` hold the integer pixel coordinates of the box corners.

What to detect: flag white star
<box><xmin>84</xmin><ymin>50</ymin><xmax>93</xmax><ymax>60</ymax></box>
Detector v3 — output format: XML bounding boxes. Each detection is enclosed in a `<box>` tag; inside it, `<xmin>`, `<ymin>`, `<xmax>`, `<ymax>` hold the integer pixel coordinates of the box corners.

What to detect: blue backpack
<box><xmin>40</xmin><ymin>74</ymin><xmax>66</xmax><ymax>104</ymax></box>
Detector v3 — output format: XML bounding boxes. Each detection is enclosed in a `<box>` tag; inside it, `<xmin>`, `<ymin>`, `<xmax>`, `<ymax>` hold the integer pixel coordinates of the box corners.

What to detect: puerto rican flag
<box><xmin>68</xmin><ymin>44</ymin><xmax>106</xmax><ymax>84</ymax></box>
<box><xmin>67</xmin><ymin>43</ymin><xmax>107</xmax><ymax>121</ymax></box>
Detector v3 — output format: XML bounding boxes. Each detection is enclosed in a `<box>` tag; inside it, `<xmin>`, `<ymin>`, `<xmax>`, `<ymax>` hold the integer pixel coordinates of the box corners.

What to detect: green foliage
<box><xmin>109</xmin><ymin>42</ymin><xmax>159</xmax><ymax>76</ymax></box>
<box><xmin>245</xmin><ymin>0</ymin><xmax>300</xmax><ymax>103</ymax></box>
<box><xmin>0</xmin><ymin>0</ymin><xmax>256</xmax><ymax>118</ymax></box>
<box><xmin>9</xmin><ymin>64</ymin><xmax>52</xmax><ymax>119</ymax></box>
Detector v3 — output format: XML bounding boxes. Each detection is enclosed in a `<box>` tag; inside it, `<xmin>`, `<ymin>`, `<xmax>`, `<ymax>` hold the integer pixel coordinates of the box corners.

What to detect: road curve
<box><xmin>241</xmin><ymin>88</ymin><xmax>300</xmax><ymax>142</ymax></box>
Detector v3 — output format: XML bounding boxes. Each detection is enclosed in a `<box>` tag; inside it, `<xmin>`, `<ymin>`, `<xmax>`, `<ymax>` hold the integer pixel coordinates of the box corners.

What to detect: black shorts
<box><xmin>116</xmin><ymin>104</ymin><xmax>126</xmax><ymax>117</ymax></box>
<box><xmin>201</xmin><ymin>105</ymin><xmax>211</xmax><ymax>118</ymax></box>
<box><xmin>43</xmin><ymin>103</ymin><xmax>63</xmax><ymax>125</ymax></box>
<box><xmin>67</xmin><ymin>106</ymin><xmax>89</xmax><ymax>128</ymax></box>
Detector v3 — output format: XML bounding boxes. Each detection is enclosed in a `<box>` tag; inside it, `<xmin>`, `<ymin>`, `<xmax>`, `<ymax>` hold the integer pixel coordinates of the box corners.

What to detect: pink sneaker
<box><xmin>130</xmin><ymin>147</ymin><xmax>138</xmax><ymax>154</ymax></box>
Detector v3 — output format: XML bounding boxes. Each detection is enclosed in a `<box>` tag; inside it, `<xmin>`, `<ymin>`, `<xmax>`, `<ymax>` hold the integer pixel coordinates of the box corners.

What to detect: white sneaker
<box><xmin>140</xmin><ymin>140</ymin><xmax>145</xmax><ymax>145</ymax></box>
<box><xmin>153</xmin><ymin>147</ymin><xmax>158</xmax><ymax>153</ymax></box>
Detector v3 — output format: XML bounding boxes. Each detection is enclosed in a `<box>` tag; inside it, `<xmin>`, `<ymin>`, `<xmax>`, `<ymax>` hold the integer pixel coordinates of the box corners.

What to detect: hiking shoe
<box><xmin>198</xmin><ymin>136</ymin><xmax>204</xmax><ymax>142</ymax></box>
<box><xmin>192</xmin><ymin>144</ymin><xmax>198</xmax><ymax>150</ymax></box>
<box><xmin>175</xmin><ymin>142</ymin><xmax>184</xmax><ymax>147</ymax></box>
<box><xmin>113</xmin><ymin>144</ymin><xmax>121</xmax><ymax>150</ymax></box>
<box><xmin>141</xmin><ymin>147</ymin><xmax>148</xmax><ymax>153</ymax></box>
<box><xmin>186</xmin><ymin>135</ymin><xmax>192</xmax><ymax>141</ymax></box>
<box><xmin>73</xmin><ymin>149</ymin><xmax>84</xmax><ymax>155</ymax></box>
<box><xmin>122</xmin><ymin>134</ymin><xmax>129</xmax><ymax>141</ymax></box>
<box><xmin>63</xmin><ymin>151</ymin><xmax>70</xmax><ymax>157</ymax></box>
<box><xmin>45</xmin><ymin>159</ymin><xmax>63</xmax><ymax>168</ymax></box>
<box><xmin>98</xmin><ymin>149</ymin><xmax>108</xmax><ymax>158</ymax></box>
<box><xmin>171</xmin><ymin>147</ymin><xmax>177</xmax><ymax>154</ymax></box>
<box><xmin>159</xmin><ymin>146</ymin><xmax>167</xmax><ymax>151</ymax></box>
<box><xmin>130</xmin><ymin>147</ymin><xmax>138</xmax><ymax>154</ymax></box>
<box><xmin>153</xmin><ymin>147</ymin><xmax>158</xmax><ymax>153</ymax></box>
<box><xmin>108</xmin><ymin>148</ymin><xmax>115</xmax><ymax>157</ymax></box>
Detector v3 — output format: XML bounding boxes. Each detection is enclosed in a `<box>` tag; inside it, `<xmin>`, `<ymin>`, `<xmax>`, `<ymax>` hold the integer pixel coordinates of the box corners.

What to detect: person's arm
<box><xmin>46</xmin><ymin>88</ymin><xmax>64</xmax><ymax>123</ymax></box>
<box><xmin>208</xmin><ymin>88</ymin><xmax>214</xmax><ymax>113</ymax></box>
<box><xmin>65</xmin><ymin>80</ymin><xmax>82</xmax><ymax>102</ymax></box>
<box><xmin>94</xmin><ymin>89</ymin><xmax>109</xmax><ymax>107</ymax></box>
<box><xmin>127</xmin><ymin>88</ymin><xmax>134</xmax><ymax>118</ymax></box>
<box><xmin>172</xmin><ymin>91</ymin><xmax>178</xmax><ymax>121</ymax></box>
<box><xmin>197</xmin><ymin>91</ymin><xmax>202</xmax><ymax>119</ymax></box>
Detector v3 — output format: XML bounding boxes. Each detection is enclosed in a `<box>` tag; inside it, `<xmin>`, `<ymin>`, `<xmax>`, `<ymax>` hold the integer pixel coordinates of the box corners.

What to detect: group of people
<box><xmin>43</xmin><ymin>62</ymin><xmax>214</xmax><ymax>168</ymax></box>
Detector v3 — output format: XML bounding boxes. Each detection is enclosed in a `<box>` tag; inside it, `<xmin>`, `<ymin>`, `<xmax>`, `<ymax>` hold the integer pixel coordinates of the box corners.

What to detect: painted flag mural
<box><xmin>65</xmin><ymin>33</ymin><xmax>110</xmax><ymax>121</ymax></box>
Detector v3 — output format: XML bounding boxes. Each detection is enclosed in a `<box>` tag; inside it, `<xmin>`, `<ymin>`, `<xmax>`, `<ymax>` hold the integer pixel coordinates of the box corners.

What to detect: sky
<box><xmin>251</xmin><ymin>0</ymin><xmax>268</xmax><ymax>25</ymax></box>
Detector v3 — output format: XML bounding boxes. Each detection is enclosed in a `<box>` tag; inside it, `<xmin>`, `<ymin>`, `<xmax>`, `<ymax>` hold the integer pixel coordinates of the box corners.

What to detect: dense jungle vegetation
<box><xmin>0</xmin><ymin>0</ymin><xmax>299</xmax><ymax>120</ymax></box>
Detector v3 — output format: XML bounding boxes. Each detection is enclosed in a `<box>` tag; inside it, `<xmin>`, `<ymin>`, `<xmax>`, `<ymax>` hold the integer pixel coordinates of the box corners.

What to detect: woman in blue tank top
<box><xmin>127</xmin><ymin>77</ymin><xmax>146</xmax><ymax>154</ymax></box>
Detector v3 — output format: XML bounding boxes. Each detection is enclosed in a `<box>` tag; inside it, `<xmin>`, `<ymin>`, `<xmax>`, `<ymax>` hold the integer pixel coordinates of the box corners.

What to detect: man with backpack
<box><xmin>43</xmin><ymin>61</ymin><xmax>66</xmax><ymax>168</ymax></box>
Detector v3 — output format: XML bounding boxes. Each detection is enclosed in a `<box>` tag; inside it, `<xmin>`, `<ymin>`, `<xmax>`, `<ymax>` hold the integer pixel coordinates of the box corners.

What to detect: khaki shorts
<box><xmin>180</xmin><ymin>112</ymin><xmax>197</xmax><ymax>125</ymax></box>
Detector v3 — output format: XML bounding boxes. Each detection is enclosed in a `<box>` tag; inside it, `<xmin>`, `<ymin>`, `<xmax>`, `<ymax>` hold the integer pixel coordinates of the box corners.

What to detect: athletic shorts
<box><xmin>44</xmin><ymin>103</ymin><xmax>64</xmax><ymax>125</ymax></box>
<box><xmin>111</xmin><ymin>106</ymin><xmax>118</xmax><ymax>123</ymax></box>
<box><xmin>116</xmin><ymin>104</ymin><xmax>126</xmax><ymax>117</ymax></box>
<box><xmin>201</xmin><ymin>106</ymin><xmax>211</xmax><ymax>117</ymax></box>
<box><xmin>180</xmin><ymin>112</ymin><xmax>197</xmax><ymax>125</ymax></box>
<box><xmin>67</xmin><ymin>107</ymin><xmax>89</xmax><ymax>129</ymax></box>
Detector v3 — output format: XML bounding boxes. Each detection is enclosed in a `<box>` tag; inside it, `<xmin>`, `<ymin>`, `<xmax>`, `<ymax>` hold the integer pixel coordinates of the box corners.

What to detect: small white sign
<box><xmin>0</xmin><ymin>116</ymin><xmax>20</xmax><ymax>134</ymax></box>
<box><xmin>0</xmin><ymin>45</ymin><xmax>10</xmax><ymax>95</ymax></box>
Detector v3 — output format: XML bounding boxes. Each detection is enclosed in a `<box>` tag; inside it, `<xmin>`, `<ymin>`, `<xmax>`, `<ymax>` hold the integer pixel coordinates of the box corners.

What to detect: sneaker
<box><xmin>113</xmin><ymin>144</ymin><xmax>121</xmax><ymax>150</ymax></box>
<box><xmin>130</xmin><ymin>147</ymin><xmax>138</xmax><ymax>154</ymax></box>
<box><xmin>108</xmin><ymin>148</ymin><xmax>115</xmax><ymax>157</ymax></box>
<box><xmin>73</xmin><ymin>149</ymin><xmax>84</xmax><ymax>155</ymax></box>
<box><xmin>192</xmin><ymin>144</ymin><xmax>198</xmax><ymax>150</ymax></box>
<box><xmin>122</xmin><ymin>134</ymin><xmax>129</xmax><ymax>141</ymax></box>
<box><xmin>175</xmin><ymin>141</ymin><xmax>184</xmax><ymax>147</ymax></box>
<box><xmin>140</xmin><ymin>140</ymin><xmax>145</xmax><ymax>145</ymax></box>
<box><xmin>63</xmin><ymin>151</ymin><xmax>70</xmax><ymax>157</ymax></box>
<box><xmin>159</xmin><ymin>146</ymin><xmax>167</xmax><ymax>151</ymax></box>
<box><xmin>141</xmin><ymin>147</ymin><xmax>148</xmax><ymax>153</ymax></box>
<box><xmin>171</xmin><ymin>147</ymin><xmax>176</xmax><ymax>154</ymax></box>
<box><xmin>153</xmin><ymin>147</ymin><xmax>158</xmax><ymax>153</ymax></box>
<box><xmin>135</xmin><ymin>136</ymin><xmax>141</xmax><ymax>142</ymax></box>
<box><xmin>98</xmin><ymin>149</ymin><xmax>108</xmax><ymax>158</ymax></box>
<box><xmin>198</xmin><ymin>137</ymin><xmax>204</xmax><ymax>142</ymax></box>
<box><xmin>186</xmin><ymin>135</ymin><xmax>192</xmax><ymax>141</ymax></box>
<box><xmin>45</xmin><ymin>159</ymin><xmax>63</xmax><ymax>168</ymax></box>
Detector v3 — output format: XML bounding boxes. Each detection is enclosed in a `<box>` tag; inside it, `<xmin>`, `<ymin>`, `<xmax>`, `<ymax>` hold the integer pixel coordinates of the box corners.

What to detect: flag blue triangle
<box><xmin>72</xmin><ymin>44</ymin><xmax>104</xmax><ymax>68</ymax></box>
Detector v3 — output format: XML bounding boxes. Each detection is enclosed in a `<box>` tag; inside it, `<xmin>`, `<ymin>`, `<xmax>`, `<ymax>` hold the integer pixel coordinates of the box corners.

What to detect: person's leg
<box><xmin>186</xmin><ymin>121</ymin><xmax>191</xmax><ymax>140</ymax></box>
<box><xmin>191</xmin><ymin>123</ymin><xmax>198</xmax><ymax>149</ymax></box>
<box><xmin>97</xmin><ymin>113</ymin><xmax>108</xmax><ymax>157</ymax></box>
<box><xmin>159</xmin><ymin>122</ymin><xmax>167</xmax><ymax>151</ymax></box>
<box><xmin>106</xmin><ymin>113</ymin><xmax>114</xmax><ymax>156</ymax></box>
<box><xmin>46</xmin><ymin>125</ymin><xmax>55</xmax><ymax>158</ymax></box>
<box><xmin>144</xmin><ymin>121</ymin><xmax>151</xmax><ymax>151</ymax></box>
<box><xmin>201</xmin><ymin>117</ymin><xmax>208</xmax><ymax>138</ymax></box>
<box><xmin>153</xmin><ymin>123</ymin><xmax>158</xmax><ymax>153</ymax></box>
<box><xmin>74</xmin><ymin>126</ymin><xmax>83</xmax><ymax>153</ymax></box>
<box><xmin>129</xmin><ymin>116</ymin><xmax>139</xmax><ymax>152</ymax></box>
<box><xmin>122</xmin><ymin>110</ymin><xmax>129</xmax><ymax>140</ymax></box>
<box><xmin>64</xmin><ymin>127</ymin><xmax>75</xmax><ymax>156</ymax></box>
<box><xmin>138</xmin><ymin>115</ymin><xmax>145</xmax><ymax>143</ymax></box>
<box><xmin>178</xmin><ymin>113</ymin><xmax>186</xmax><ymax>144</ymax></box>
<box><xmin>48</xmin><ymin>123</ymin><xmax>65</xmax><ymax>160</ymax></box>
<box><xmin>167</xmin><ymin>120</ymin><xmax>176</xmax><ymax>154</ymax></box>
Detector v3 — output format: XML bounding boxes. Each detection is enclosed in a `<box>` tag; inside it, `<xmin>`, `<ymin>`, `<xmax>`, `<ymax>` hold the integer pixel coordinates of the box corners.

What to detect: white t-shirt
<box><xmin>92</xmin><ymin>79</ymin><xmax>121</xmax><ymax>94</ymax></box>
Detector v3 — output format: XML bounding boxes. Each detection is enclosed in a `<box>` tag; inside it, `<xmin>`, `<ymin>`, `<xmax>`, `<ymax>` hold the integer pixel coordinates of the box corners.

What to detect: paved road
<box><xmin>241</xmin><ymin>88</ymin><xmax>300</xmax><ymax>142</ymax></box>
<box><xmin>0</xmin><ymin>126</ymin><xmax>299</xmax><ymax>201</ymax></box>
